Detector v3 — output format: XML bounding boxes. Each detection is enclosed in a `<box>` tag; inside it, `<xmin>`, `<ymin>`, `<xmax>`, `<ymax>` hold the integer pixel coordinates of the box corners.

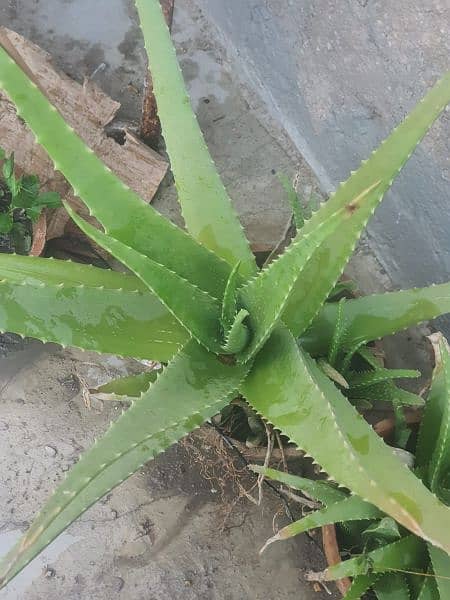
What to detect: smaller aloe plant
<box><xmin>254</xmin><ymin>334</ymin><xmax>450</xmax><ymax>599</ymax></box>
<box><xmin>216</xmin><ymin>279</ymin><xmax>422</xmax><ymax>448</ymax></box>
<box><xmin>0</xmin><ymin>0</ymin><xmax>450</xmax><ymax>591</ymax></box>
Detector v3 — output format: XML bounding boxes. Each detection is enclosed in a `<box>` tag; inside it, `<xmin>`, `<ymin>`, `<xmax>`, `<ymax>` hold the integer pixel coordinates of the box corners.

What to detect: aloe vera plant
<box><xmin>0</xmin><ymin>0</ymin><xmax>450</xmax><ymax>589</ymax></box>
<box><xmin>254</xmin><ymin>335</ymin><xmax>450</xmax><ymax>599</ymax></box>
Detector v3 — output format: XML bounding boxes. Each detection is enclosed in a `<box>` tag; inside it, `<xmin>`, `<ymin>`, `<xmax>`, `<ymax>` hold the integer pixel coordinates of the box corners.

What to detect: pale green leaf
<box><xmin>374</xmin><ymin>573</ymin><xmax>411</xmax><ymax>600</ymax></box>
<box><xmin>135</xmin><ymin>0</ymin><xmax>256</xmax><ymax>276</ymax></box>
<box><xmin>282</xmin><ymin>73</ymin><xmax>450</xmax><ymax>338</ymax></box>
<box><xmin>262</xmin><ymin>495</ymin><xmax>382</xmax><ymax>551</ymax></box>
<box><xmin>302</xmin><ymin>283</ymin><xmax>450</xmax><ymax>357</ymax></box>
<box><xmin>243</xmin><ymin>325</ymin><xmax>450</xmax><ymax>553</ymax></box>
<box><xmin>249</xmin><ymin>465</ymin><xmax>347</xmax><ymax>505</ymax></box>
<box><xmin>0</xmin><ymin>253</ymin><xmax>187</xmax><ymax>360</ymax></box>
<box><xmin>0</xmin><ymin>45</ymin><xmax>233</xmax><ymax>298</ymax></box>
<box><xmin>343</xmin><ymin>574</ymin><xmax>379</xmax><ymax>600</ymax></box>
<box><xmin>428</xmin><ymin>543</ymin><xmax>450</xmax><ymax>599</ymax></box>
<box><xmin>237</xmin><ymin>182</ymin><xmax>380</xmax><ymax>362</ymax></box>
<box><xmin>90</xmin><ymin>371</ymin><xmax>158</xmax><ymax>399</ymax></box>
<box><xmin>324</xmin><ymin>535</ymin><xmax>425</xmax><ymax>580</ymax></box>
<box><xmin>0</xmin><ymin>340</ymin><xmax>251</xmax><ymax>588</ymax></box>
<box><xmin>65</xmin><ymin>204</ymin><xmax>224</xmax><ymax>353</ymax></box>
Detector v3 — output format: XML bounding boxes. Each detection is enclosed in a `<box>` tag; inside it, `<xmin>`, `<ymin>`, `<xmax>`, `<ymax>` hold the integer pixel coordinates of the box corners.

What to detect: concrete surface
<box><xmin>0</xmin><ymin>1</ymin><xmax>335</xmax><ymax>599</ymax></box>
<box><xmin>0</xmin><ymin>343</ymin><xmax>334</xmax><ymax>600</ymax></box>
<box><xmin>193</xmin><ymin>0</ymin><xmax>450</xmax><ymax>296</ymax></box>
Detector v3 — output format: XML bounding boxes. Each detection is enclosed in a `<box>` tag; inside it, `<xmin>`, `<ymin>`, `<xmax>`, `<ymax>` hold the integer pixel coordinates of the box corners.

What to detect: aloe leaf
<box><xmin>329</xmin><ymin>297</ymin><xmax>346</xmax><ymax>366</ymax></box>
<box><xmin>416</xmin><ymin>335</ymin><xmax>450</xmax><ymax>500</ymax></box>
<box><xmin>90</xmin><ymin>371</ymin><xmax>158</xmax><ymax>398</ymax></box>
<box><xmin>249</xmin><ymin>465</ymin><xmax>347</xmax><ymax>505</ymax></box>
<box><xmin>302</xmin><ymin>283</ymin><xmax>450</xmax><ymax>357</ymax></box>
<box><xmin>362</xmin><ymin>518</ymin><xmax>402</xmax><ymax>546</ymax></box>
<box><xmin>0</xmin><ymin>254</ymin><xmax>187</xmax><ymax>360</ymax></box>
<box><xmin>428</xmin><ymin>544</ymin><xmax>450</xmax><ymax>600</ymax></box>
<box><xmin>0</xmin><ymin>46</ymin><xmax>232</xmax><ymax>298</ymax></box>
<box><xmin>323</xmin><ymin>536</ymin><xmax>425</xmax><ymax>581</ymax></box>
<box><xmin>262</xmin><ymin>496</ymin><xmax>382</xmax><ymax>551</ymax></box>
<box><xmin>415</xmin><ymin>574</ymin><xmax>439</xmax><ymax>600</ymax></box>
<box><xmin>66</xmin><ymin>205</ymin><xmax>224</xmax><ymax>353</ymax></box>
<box><xmin>0</xmin><ymin>251</ymin><xmax>147</xmax><ymax>289</ymax></box>
<box><xmin>221</xmin><ymin>261</ymin><xmax>242</xmax><ymax>331</ymax></box>
<box><xmin>349</xmin><ymin>381</ymin><xmax>424</xmax><ymax>407</ymax></box>
<box><xmin>343</xmin><ymin>574</ymin><xmax>379</xmax><ymax>600</ymax></box>
<box><xmin>318</xmin><ymin>358</ymin><xmax>349</xmax><ymax>389</ymax></box>
<box><xmin>243</xmin><ymin>325</ymin><xmax>450</xmax><ymax>553</ymax></box>
<box><xmin>278</xmin><ymin>173</ymin><xmax>305</xmax><ymax>229</ymax></box>
<box><xmin>0</xmin><ymin>339</ymin><xmax>251</xmax><ymax>588</ymax></box>
<box><xmin>237</xmin><ymin>182</ymin><xmax>380</xmax><ymax>363</ymax></box>
<box><xmin>373</xmin><ymin>573</ymin><xmax>411</xmax><ymax>600</ymax></box>
<box><xmin>348</xmin><ymin>369</ymin><xmax>421</xmax><ymax>389</ymax></box>
<box><xmin>282</xmin><ymin>72</ymin><xmax>450</xmax><ymax>338</ymax></box>
<box><xmin>135</xmin><ymin>0</ymin><xmax>256</xmax><ymax>276</ymax></box>
<box><xmin>222</xmin><ymin>309</ymin><xmax>250</xmax><ymax>354</ymax></box>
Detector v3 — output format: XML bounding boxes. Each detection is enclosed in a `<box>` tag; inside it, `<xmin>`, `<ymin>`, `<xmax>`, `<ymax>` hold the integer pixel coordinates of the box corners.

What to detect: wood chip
<box><xmin>0</xmin><ymin>27</ymin><xmax>168</xmax><ymax>251</ymax></box>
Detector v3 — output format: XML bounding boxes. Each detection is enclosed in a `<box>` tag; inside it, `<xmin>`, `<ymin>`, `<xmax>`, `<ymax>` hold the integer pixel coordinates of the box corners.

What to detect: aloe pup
<box><xmin>0</xmin><ymin>0</ymin><xmax>450</xmax><ymax>589</ymax></box>
<box><xmin>254</xmin><ymin>334</ymin><xmax>450</xmax><ymax>599</ymax></box>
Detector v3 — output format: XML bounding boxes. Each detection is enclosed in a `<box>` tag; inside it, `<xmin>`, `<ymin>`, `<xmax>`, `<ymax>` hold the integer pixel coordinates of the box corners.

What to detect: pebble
<box><xmin>44</xmin><ymin>445</ymin><xmax>57</xmax><ymax>457</ymax></box>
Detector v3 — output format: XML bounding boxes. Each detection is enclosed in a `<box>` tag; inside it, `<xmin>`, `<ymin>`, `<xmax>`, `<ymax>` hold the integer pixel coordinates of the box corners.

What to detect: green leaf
<box><xmin>348</xmin><ymin>369</ymin><xmax>421</xmax><ymax>389</ymax></box>
<box><xmin>9</xmin><ymin>222</ymin><xmax>30</xmax><ymax>255</ymax></box>
<box><xmin>65</xmin><ymin>204</ymin><xmax>224</xmax><ymax>353</ymax></box>
<box><xmin>25</xmin><ymin>206</ymin><xmax>42</xmax><ymax>222</ymax></box>
<box><xmin>0</xmin><ymin>45</ymin><xmax>233</xmax><ymax>298</ymax></box>
<box><xmin>0</xmin><ymin>253</ymin><xmax>188</xmax><ymax>360</ymax></box>
<box><xmin>282</xmin><ymin>72</ymin><xmax>450</xmax><ymax>338</ymax></box>
<box><xmin>373</xmin><ymin>573</ymin><xmax>411</xmax><ymax>600</ymax></box>
<box><xmin>362</xmin><ymin>518</ymin><xmax>402</xmax><ymax>546</ymax></box>
<box><xmin>416</xmin><ymin>336</ymin><xmax>450</xmax><ymax>501</ymax></box>
<box><xmin>11</xmin><ymin>174</ymin><xmax>39</xmax><ymax>209</ymax></box>
<box><xmin>428</xmin><ymin>543</ymin><xmax>450</xmax><ymax>599</ymax></box>
<box><xmin>0</xmin><ymin>146</ymin><xmax>5</xmax><ymax>160</ymax></box>
<box><xmin>249</xmin><ymin>465</ymin><xmax>347</xmax><ymax>505</ymax></box>
<box><xmin>2</xmin><ymin>153</ymin><xmax>14</xmax><ymax>182</ymax></box>
<box><xmin>348</xmin><ymin>381</ymin><xmax>424</xmax><ymax>409</ymax></box>
<box><xmin>243</xmin><ymin>325</ymin><xmax>450</xmax><ymax>553</ymax></box>
<box><xmin>327</xmin><ymin>279</ymin><xmax>358</xmax><ymax>302</ymax></box>
<box><xmin>343</xmin><ymin>574</ymin><xmax>379</xmax><ymax>600</ymax></box>
<box><xmin>318</xmin><ymin>358</ymin><xmax>349</xmax><ymax>389</ymax></box>
<box><xmin>415</xmin><ymin>573</ymin><xmax>439</xmax><ymax>600</ymax></box>
<box><xmin>35</xmin><ymin>191</ymin><xmax>61</xmax><ymax>208</ymax></box>
<box><xmin>237</xmin><ymin>182</ymin><xmax>380</xmax><ymax>363</ymax></box>
<box><xmin>0</xmin><ymin>212</ymin><xmax>13</xmax><ymax>233</ymax></box>
<box><xmin>328</xmin><ymin>297</ymin><xmax>346</xmax><ymax>367</ymax></box>
<box><xmin>262</xmin><ymin>495</ymin><xmax>382</xmax><ymax>551</ymax></box>
<box><xmin>221</xmin><ymin>261</ymin><xmax>241</xmax><ymax>331</ymax></box>
<box><xmin>90</xmin><ymin>371</ymin><xmax>159</xmax><ymax>399</ymax></box>
<box><xmin>302</xmin><ymin>283</ymin><xmax>450</xmax><ymax>357</ymax></box>
<box><xmin>278</xmin><ymin>173</ymin><xmax>305</xmax><ymax>229</ymax></box>
<box><xmin>324</xmin><ymin>536</ymin><xmax>425</xmax><ymax>580</ymax></box>
<box><xmin>135</xmin><ymin>0</ymin><xmax>256</xmax><ymax>277</ymax></box>
<box><xmin>0</xmin><ymin>339</ymin><xmax>251</xmax><ymax>588</ymax></box>
<box><xmin>221</xmin><ymin>308</ymin><xmax>250</xmax><ymax>354</ymax></box>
